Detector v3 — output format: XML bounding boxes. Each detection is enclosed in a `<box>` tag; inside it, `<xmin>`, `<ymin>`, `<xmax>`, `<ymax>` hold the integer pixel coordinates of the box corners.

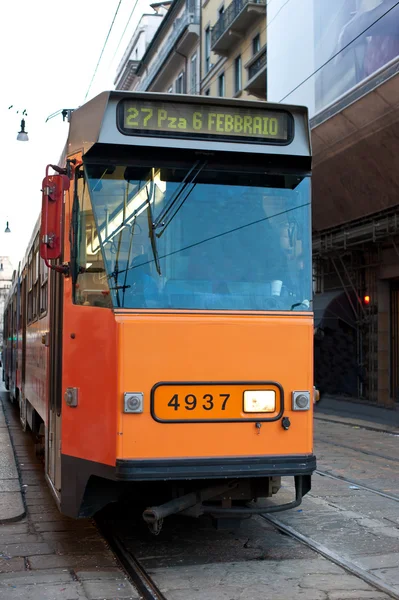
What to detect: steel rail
<box><xmin>262</xmin><ymin>514</ymin><xmax>399</xmax><ymax>600</ymax></box>
<box><xmin>316</xmin><ymin>469</ymin><xmax>399</xmax><ymax>503</ymax></box>
<box><xmin>314</xmin><ymin>415</ymin><xmax>399</xmax><ymax>436</ymax></box>
<box><xmin>96</xmin><ymin>518</ymin><xmax>167</xmax><ymax>600</ymax></box>
<box><xmin>314</xmin><ymin>436</ymin><xmax>399</xmax><ymax>463</ymax></box>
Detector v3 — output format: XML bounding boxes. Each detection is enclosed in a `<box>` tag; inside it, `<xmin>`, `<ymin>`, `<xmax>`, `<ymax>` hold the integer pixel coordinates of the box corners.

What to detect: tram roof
<box><xmin>64</xmin><ymin>91</ymin><xmax>311</xmax><ymax>161</ymax></box>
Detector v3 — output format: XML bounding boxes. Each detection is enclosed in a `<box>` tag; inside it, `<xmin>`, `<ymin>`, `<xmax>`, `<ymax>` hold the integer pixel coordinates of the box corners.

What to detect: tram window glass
<box><xmin>40</xmin><ymin>258</ymin><xmax>48</xmax><ymax>315</ymax></box>
<box><xmin>12</xmin><ymin>293</ymin><xmax>17</xmax><ymax>334</ymax></box>
<box><xmin>27</xmin><ymin>251</ymin><xmax>33</xmax><ymax>323</ymax></box>
<box><xmin>72</xmin><ymin>172</ymin><xmax>112</xmax><ymax>308</ymax></box>
<box><xmin>32</xmin><ymin>237</ymin><xmax>39</xmax><ymax>320</ymax></box>
<box><xmin>83</xmin><ymin>160</ymin><xmax>311</xmax><ymax>311</ymax></box>
<box><xmin>19</xmin><ymin>279</ymin><xmax>23</xmax><ymax>326</ymax></box>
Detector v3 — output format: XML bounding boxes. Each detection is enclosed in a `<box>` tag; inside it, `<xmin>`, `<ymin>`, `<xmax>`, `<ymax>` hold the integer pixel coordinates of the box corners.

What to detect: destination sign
<box><xmin>119</xmin><ymin>100</ymin><xmax>292</xmax><ymax>144</ymax></box>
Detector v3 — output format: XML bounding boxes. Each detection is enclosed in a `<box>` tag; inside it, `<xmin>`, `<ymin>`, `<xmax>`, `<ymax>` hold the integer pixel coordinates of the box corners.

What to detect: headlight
<box><xmin>243</xmin><ymin>390</ymin><xmax>276</xmax><ymax>413</ymax></box>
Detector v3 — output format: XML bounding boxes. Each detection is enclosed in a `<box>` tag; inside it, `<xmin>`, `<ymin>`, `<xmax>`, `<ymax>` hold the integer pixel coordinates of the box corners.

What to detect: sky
<box><xmin>0</xmin><ymin>0</ymin><xmax>153</xmax><ymax>266</ymax></box>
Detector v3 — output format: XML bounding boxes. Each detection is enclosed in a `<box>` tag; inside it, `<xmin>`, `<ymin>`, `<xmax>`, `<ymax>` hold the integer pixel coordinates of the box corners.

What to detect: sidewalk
<box><xmin>315</xmin><ymin>394</ymin><xmax>399</xmax><ymax>434</ymax></box>
<box><xmin>0</xmin><ymin>393</ymin><xmax>25</xmax><ymax>523</ymax></box>
<box><xmin>0</xmin><ymin>383</ymin><xmax>138</xmax><ymax>600</ymax></box>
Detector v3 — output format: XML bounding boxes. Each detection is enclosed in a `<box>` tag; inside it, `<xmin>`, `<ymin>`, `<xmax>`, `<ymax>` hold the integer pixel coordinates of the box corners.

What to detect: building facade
<box><xmin>116</xmin><ymin>0</ymin><xmax>200</xmax><ymax>95</ymax></box>
<box><xmin>0</xmin><ymin>257</ymin><xmax>13</xmax><ymax>349</ymax></box>
<box><xmin>114</xmin><ymin>4</ymin><xmax>171</xmax><ymax>91</ymax></box>
<box><xmin>201</xmin><ymin>0</ymin><xmax>266</xmax><ymax>99</ymax></box>
<box><xmin>267</xmin><ymin>0</ymin><xmax>399</xmax><ymax>405</ymax></box>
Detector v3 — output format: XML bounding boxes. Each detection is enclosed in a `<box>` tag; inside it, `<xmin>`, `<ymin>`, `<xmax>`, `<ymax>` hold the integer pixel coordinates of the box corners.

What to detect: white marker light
<box><xmin>243</xmin><ymin>390</ymin><xmax>276</xmax><ymax>413</ymax></box>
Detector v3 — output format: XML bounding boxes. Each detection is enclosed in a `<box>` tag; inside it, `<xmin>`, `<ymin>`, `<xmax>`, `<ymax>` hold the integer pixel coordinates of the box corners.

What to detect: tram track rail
<box><xmin>316</xmin><ymin>469</ymin><xmax>399</xmax><ymax>502</ymax></box>
<box><xmin>262</xmin><ymin>514</ymin><xmax>399</xmax><ymax>600</ymax></box>
<box><xmin>314</xmin><ymin>436</ymin><xmax>399</xmax><ymax>463</ymax></box>
<box><xmin>314</xmin><ymin>415</ymin><xmax>399</xmax><ymax>436</ymax></box>
<box><xmin>95</xmin><ymin>516</ymin><xmax>167</xmax><ymax>600</ymax></box>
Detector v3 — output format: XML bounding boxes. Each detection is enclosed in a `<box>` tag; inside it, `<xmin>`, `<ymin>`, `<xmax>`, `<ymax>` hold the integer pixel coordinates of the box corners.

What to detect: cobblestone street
<box><xmin>1</xmin><ymin>384</ymin><xmax>398</xmax><ymax>599</ymax></box>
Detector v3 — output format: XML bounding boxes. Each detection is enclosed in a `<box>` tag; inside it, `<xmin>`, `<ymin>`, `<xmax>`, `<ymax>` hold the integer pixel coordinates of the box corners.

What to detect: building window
<box><xmin>167</xmin><ymin>86</ymin><xmax>173</xmax><ymax>94</ymax></box>
<box><xmin>218</xmin><ymin>72</ymin><xmax>225</xmax><ymax>97</ymax></box>
<box><xmin>175</xmin><ymin>71</ymin><xmax>185</xmax><ymax>94</ymax></box>
<box><xmin>205</xmin><ymin>88</ymin><xmax>210</xmax><ymax>95</ymax></box>
<box><xmin>205</xmin><ymin>26</ymin><xmax>211</xmax><ymax>73</ymax></box>
<box><xmin>252</xmin><ymin>33</ymin><xmax>261</xmax><ymax>55</ymax></box>
<box><xmin>190</xmin><ymin>53</ymin><xmax>198</xmax><ymax>94</ymax></box>
<box><xmin>234</xmin><ymin>55</ymin><xmax>242</xmax><ymax>93</ymax></box>
<box><xmin>218</xmin><ymin>4</ymin><xmax>224</xmax><ymax>16</ymax></box>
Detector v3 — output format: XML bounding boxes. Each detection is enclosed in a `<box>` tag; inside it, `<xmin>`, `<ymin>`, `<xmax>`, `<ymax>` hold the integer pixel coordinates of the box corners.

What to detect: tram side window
<box><xmin>32</xmin><ymin>238</ymin><xmax>39</xmax><ymax>320</ymax></box>
<box><xmin>40</xmin><ymin>258</ymin><xmax>48</xmax><ymax>315</ymax></box>
<box><xmin>27</xmin><ymin>252</ymin><xmax>33</xmax><ymax>324</ymax></box>
<box><xmin>72</xmin><ymin>174</ymin><xmax>111</xmax><ymax>308</ymax></box>
<box><xmin>12</xmin><ymin>292</ymin><xmax>17</xmax><ymax>335</ymax></box>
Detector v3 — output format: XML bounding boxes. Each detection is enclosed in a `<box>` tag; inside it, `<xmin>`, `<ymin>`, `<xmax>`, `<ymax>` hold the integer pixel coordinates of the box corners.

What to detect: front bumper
<box><xmin>116</xmin><ymin>454</ymin><xmax>316</xmax><ymax>481</ymax></box>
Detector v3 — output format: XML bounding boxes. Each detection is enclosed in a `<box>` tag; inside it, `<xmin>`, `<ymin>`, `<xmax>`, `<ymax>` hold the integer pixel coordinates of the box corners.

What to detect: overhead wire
<box><xmin>109</xmin><ymin>0</ymin><xmax>141</xmax><ymax>69</ymax></box>
<box><xmin>197</xmin><ymin>0</ymin><xmax>397</xmax><ymax>100</ymax></box>
<box><xmin>279</xmin><ymin>0</ymin><xmax>399</xmax><ymax>102</ymax></box>
<box><xmin>84</xmin><ymin>0</ymin><xmax>124</xmax><ymax>102</ymax></box>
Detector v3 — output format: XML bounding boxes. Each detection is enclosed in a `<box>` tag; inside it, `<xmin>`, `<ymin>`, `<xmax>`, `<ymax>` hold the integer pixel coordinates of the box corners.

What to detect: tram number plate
<box><xmin>168</xmin><ymin>392</ymin><xmax>230</xmax><ymax>412</ymax></box>
<box><xmin>151</xmin><ymin>384</ymin><xmax>280</xmax><ymax>422</ymax></box>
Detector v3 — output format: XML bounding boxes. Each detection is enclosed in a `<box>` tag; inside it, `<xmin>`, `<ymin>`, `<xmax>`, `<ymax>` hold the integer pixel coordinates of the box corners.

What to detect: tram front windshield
<box><xmin>76</xmin><ymin>157</ymin><xmax>311</xmax><ymax>311</ymax></box>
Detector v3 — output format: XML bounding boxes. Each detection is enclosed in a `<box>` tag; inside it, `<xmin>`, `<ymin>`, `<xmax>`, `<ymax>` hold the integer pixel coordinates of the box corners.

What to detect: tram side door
<box><xmin>47</xmin><ymin>269</ymin><xmax>63</xmax><ymax>494</ymax></box>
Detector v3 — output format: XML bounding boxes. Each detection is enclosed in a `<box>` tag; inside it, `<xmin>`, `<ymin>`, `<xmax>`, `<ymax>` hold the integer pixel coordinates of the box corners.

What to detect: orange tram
<box><xmin>3</xmin><ymin>92</ymin><xmax>315</xmax><ymax>532</ymax></box>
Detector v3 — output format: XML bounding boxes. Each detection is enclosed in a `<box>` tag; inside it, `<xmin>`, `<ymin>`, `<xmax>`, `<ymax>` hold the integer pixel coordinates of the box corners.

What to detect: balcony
<box><xmin>136</xmin><ymin>12</ymin><xmax>200</xmax><ymax>91</ymax></box>
<box><xmin>211</xmin><ymin>0</ymin><xmax>266</xmax><ymax>55</ymax></box>
<box><xmin>244</xmin><ymin>44</ymin><xmax>266</xmax><ymax>98</ymax></box>
<box><xmin>115</xmin><ymin>59</ymin><xmax>140</xmax><ymax>91</ymax></box>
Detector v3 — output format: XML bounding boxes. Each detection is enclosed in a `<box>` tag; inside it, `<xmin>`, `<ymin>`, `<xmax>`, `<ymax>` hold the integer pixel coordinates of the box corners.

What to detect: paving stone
<box><xmin>34</xmin><ymin>521</ymin><xmax>92</xmax><ymax>533</ymax></box>
<box><xmin>370</xmin><ymin>566</ymin><xmax>399</xmax><ymax>586</ymax></box>
<box><xmin>75</xmin><ymin>568</ymin><xmax>122</xmax><ymax>581</ymax></box>
<box><xmin>0</xmin><ymin>557</ymin><xmax>26</xmax><ymax>573</ymax></box>
<box><xmin>0</xmin><ymin>533</ymin><xmax>42</xmax><ymax>544</ymax></box>
<box><xmin>41</xmin><ymin>530</ymin><xmax>100</xmax><ymax>542</ymax></box>
<box><xmin>328</xmin><ymin>592</ymin><xmax>389</xmax><ymax>599</ymax></box>
<box><xmin>28</xmin><ymin>553</ymin><xmax>117</xmax><ymax>570</ymax></box>
<box><xmin>354</xmin><ymin>554</ymin><xmax>399</xmax><ymax>570</ymax></box>
<box><xmin>81</xmin><ymin>579</ymin><xmax>139</xmax><ymax>599</ymax></box>
<box><xmin>0</xmin><ymin>493</ymin><xmax>25</xmax><ymax>524</ymax></box>
<box><xmin>0</xmin><ymin>542</ymin><xmax>53</xmax><ymax>557</ymax></box>
<box><xmin>0</xmin><ymin>570</ymin><xmax>73</xmax><ymax>585</ymax></box>
<box><xmin>0</xmin><ymin>581</ymin><xmax>85</xmax><ymax>600</ymax></box>
<box><xmin>299</xmin><ymin>573</ymin><xmax>373</xmax><ymax>591</ymax></box>
<box><xmin>25</xmin><ymin>497</ymin><xmax>55</xmax><ymax>507</ymax></box>
<box><xmin>52</xmin><ymin>540</ymin><xmax>109</xmax><ymax>555</ymax></box>
<box><xmin>0</xmin><ymin>523</ymin><xmax>30</xmax><ymax>535</ymax></box>
<box><xmin>0</xmin><ymin>480</ymin><xmax>22</xmax><ymax>493</ymax></box>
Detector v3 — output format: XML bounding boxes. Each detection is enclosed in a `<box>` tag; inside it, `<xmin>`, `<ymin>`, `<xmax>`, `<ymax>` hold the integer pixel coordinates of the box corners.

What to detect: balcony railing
<box><xmin>136</xmin><ymin>12</ymin><xmax>200</xmax><ymax>91</ymax></box>
<box><xmin>248</xmin><ymin>45</ymin><xmax>266</xmax><ymax>80</ymax></box>
<box><xmin>211</xmin><ymin>0</ymin><xmax>266</xmax><ymax>49</ymax></box>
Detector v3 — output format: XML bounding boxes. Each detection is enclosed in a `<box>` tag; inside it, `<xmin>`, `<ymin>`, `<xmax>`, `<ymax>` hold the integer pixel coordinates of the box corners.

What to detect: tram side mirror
<box><xmin>40</xmin><ymin>173</ymin><xmax>70</xmax><ymax>261</ymax></box>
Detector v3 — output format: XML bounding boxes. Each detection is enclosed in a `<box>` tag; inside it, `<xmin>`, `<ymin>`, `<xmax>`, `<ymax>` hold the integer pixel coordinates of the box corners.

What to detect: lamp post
<box><xmin>8</xmin><ymin>107</ymin><xmax>29</xmax><ymax>142</ymax></box>
<box><xmin>17</xmin><ymin>118</ymin><xmax>28</xmax><ymax>142</ymax></box>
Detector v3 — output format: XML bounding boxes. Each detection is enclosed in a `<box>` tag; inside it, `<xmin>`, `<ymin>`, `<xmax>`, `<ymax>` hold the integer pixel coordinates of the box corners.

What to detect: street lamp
<box><xmin>17</xmin><ymin>118</ymin><xmax>29</xmax><ymax>142</ymax></box>
<box><xmin>4</xmin><ymin>222</ymin><xmax>10</xmax><ymax>233</ymax></box>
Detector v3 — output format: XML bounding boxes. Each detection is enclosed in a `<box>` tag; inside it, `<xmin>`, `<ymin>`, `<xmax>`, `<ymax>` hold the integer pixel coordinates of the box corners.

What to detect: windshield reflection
<box><xmin>80</xmin><ymin>161</ymin><xmax>311</xmax><ymax>311</ymax></box>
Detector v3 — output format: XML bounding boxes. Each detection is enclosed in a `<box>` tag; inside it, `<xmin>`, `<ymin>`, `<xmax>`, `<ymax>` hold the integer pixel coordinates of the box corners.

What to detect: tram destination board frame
<box><xmin>117</xmin><ymin>99</ymin><xmax>294</xmax><ymax>146</ymax></box>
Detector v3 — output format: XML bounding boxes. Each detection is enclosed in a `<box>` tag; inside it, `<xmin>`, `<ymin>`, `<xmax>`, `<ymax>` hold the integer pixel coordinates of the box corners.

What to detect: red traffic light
<box><xmin>363</xmin><ymin>295</ymin><xmax>371</xmax><ymax>305</ymax></box>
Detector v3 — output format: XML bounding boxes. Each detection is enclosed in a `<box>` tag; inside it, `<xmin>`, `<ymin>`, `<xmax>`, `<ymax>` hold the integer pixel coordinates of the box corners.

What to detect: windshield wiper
<box><xmin>146</xmin><ymin>184</ymin><xmax>161</xmax><ymax>275</ymax></box>
<box><xmin>152</xmin><ymin>161</ymin><xmax>207</xmax><ymax>236</ymax></box>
